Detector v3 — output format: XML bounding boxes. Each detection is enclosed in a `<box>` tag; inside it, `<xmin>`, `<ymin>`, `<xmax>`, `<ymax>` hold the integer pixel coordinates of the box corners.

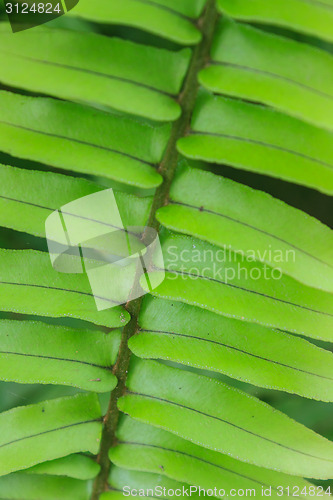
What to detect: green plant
<box><xmin>0</xmin><ymin>0</ymin><xmax>332</xmax><ymax>499</ymax></box>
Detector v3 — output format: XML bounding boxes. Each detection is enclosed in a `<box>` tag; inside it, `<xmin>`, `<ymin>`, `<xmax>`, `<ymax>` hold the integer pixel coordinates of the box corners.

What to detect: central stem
<box><xmin>91</xmin><ymin>2</ymin><xmax>218</xmax><ymax>497</ymax></box>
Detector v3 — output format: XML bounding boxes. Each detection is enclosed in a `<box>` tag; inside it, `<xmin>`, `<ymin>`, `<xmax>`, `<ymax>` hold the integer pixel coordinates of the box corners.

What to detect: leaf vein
<box><xmin>0</xmin><ymin>350</ymin><xmax>113</xmax><ymax>371</ymax></box>
<box><xmin>169</xmin><ymin>200</ymin><xmax>332</xmax><ymax>269</ymax></box>
<box><xmin>209</xmin><ymin>61</ymin><xmax>333</xmax><ymax>100</ymax></box>
<box><xmin>0</xmin><ymin>50</ymin><xmax>177</xmax><ymax>99</ymax></box>
<box><xmin>153</xmin><ymin>267</ymin><xmax>333</xmax><ymax>317</ymax></box>
<box><xmin>189</xmin><ymin>131</ymin><xmax>333</xmax><ymax>170</ymax></box>
<box><xmin>139</xmin><ymin>329</ymin><xmax>333</xmax><ymax>380</ymax></box>
<box><xmin>0</xmin><ymin>120</ymin><xmax>156</xmax><ymax>168</ymax></box>
<box><xmin>0</xmin><ymin>419</ymin><xmax>102</xmax><ymax>449</ymax></box>
<box><xmin>126</xmin><ymin>392</ymin><xmax>333</xmax><ymax>462</ymax></box>
<box><xmin>117</xmin><ymin>441</ymin><xmax>273</xmax><ymax>489</ymax></box>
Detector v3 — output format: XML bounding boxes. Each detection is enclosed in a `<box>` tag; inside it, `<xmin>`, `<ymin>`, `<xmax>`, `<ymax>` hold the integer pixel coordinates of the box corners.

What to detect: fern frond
<box><xmin>118</xmin><ymin>360</ymin><xmax>333</xmax><ymax>478</ymax></box>
<box><xmin>68</xmin><ymin>0</ymin><xmax>207</xmax><ymax>45</ymax></box>
<box><xmin>217</xmin><ymin>0</ymin><xmax>333</xmax><ymax>42</ymax></box>
<box><xmin>142</xmin><ymin>231</ymin><xmax>333</xmax><ymax>341</ymax></box>
<box><xmin>0</xmin><ymin>393</ymin><xmax>102</xmax><ymax>476</ymax></box>
<box><xmin>131</xmin><ymin>296</ymin><xmax>333</xmax><ymax>401</ymax></box>
<box><xmin>200</xmin><ymin>18</ymin><xmax>333</xmax><ymax>130</ymax></box>
<box><xmin>0</xmin><ymin>23</ymin><xmax>190</xmax><ymax>120</ymax></box>
<box><xmin>0</xmin><ymin>92</ymin><xmax>168</xmax><ymax>187</ymax></box>
<box><xmin>177</xmin><ymin>93</ymin><xmax>333</xmax><ymax>193</ymax></box>
<box><xmin>0</xmin><ymin>320</ymin><xmax>120</xmax><ymax>391</ymax></box>
<box><xmin>156</xmin><ymin>162</ymin><xmax>333</xmax><ymax>291</ymax></box>
<box><xmin>110</xmin><ymin>417</ymin><xmax>316</xmax><ymax>495</ymax></box>
<box><xmin>0</xmin><ymin>0</ymin><xmax>331</xmax><ymax>497</ymax></box>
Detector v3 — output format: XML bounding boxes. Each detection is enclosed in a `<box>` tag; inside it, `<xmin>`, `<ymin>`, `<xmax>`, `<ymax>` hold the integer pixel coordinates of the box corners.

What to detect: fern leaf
<box><xmin>130</xmin><ymin>296</ymin><xmax>333</xmax><ymax>401</ymax></box>
<box><xmin>0</xmin><ymin>0</ymin><xmax>332</xmax><ymax>494</ymax></box>
<box><xmin>0</xmin><ymin>164</ymin><xmax>153</xmax><ymax>238</ymax></box>
<box><xmin>118</xmin><ymin>360</ymin><xmax>333</xmax><ymax>479</ymax></box>
<box><xmin>0</xmin><ymin>320</ymin><xmax>121</xmax><ymax>392</ymax></box>
<box><xmin>110</xmin><ymin>417</ymin><xmax>315</xmax><ymax>497</ymax></box>
<box><xmin>142</xmin><ymin>232</ymin><xmax>333</xmax><ymax>341</ymax></box>
<box><xmin>26</xmin><ymin>454</ymin><xmax>100</xmax><ymax>480</ymax></box>
<box><xmin>69</xmin><ymin>0</ymin><xmax>206</xmax><ymax>45</ymax></box>
<box><xmin>217</xmin><ymin>0</ymin><xmax>333</xmax><ymax>42</ymax></box>
<box><xmin>0</xmin><ymin>91</ymin><xmax>168</xmax><ymax>188</ymax></box>
<box><xmin>0</xmin><ymin>249</ymin><xmax>129</xmax><ymax>327</ymax></box>
<box><xmin>105</xmin><ymin>466</ymin><xmax>202</xmax><ymax>499</ymax></box>
<box><xmin>0</xmin><ymin>472</ymin><xmax>91</xmax><ymax>500</ymax></box>
<box><xmin>200</xmin><ymin>18</ymin><xmax>333</xmax><ymax>130</ymax></box>
<box><xmin>177</xmin><ymin>93</ymin><xmax>333</xmax><ymax>194</ymax></box>
<box><xmin>0</xmin><ymin>23</ymin><xmax>190</xmax><ymax>121</ymax></box>
<box><xmin>156</xmin><ymin>162</ymin><xmax>333</xmax><ymax>292</ymax></box>
<box><xmin>0</xmin><ymin>393</ymin><xmax>102</xmax><ymax>476</ymax></box>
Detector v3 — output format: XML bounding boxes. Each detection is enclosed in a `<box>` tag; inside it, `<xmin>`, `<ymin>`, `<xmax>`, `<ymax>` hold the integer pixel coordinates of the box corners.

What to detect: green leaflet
<box><xmin>118</xmin><ymin>360</ymin><xmax>333</xmax><ymax>479</ymax></box>
<box><xmin>0</xmin><ymin>164</ymin><xmax>153</xmax><ymax>238</ymax></box>
<box><xmin>0</xmin><ymin>320</ymin><xmax>120</xmax><ymax>392</ymax></box>
<box><xmin>177</xmin><ymin>94</ymin><xmax>333</xmax><ymax>194</ymax></box>
<box><xmin>69</xmin><ymin>0</ymin><xmax>205</xmax><ymax>45</ymax></box>
<box><xmin>156</xmin><ymin>163</ymin><xmax>333</xmax><ymax>293</ymax></box>
<box><xmin>141</xmin><ymin>232</ymin><xmax>333</xmax><ymax>342</ymax></box>
<box><xmin>26</xmin><ymin>454</ymin><xmax>100</xmax><ymax>480</ymax></box>
<box><xmin>104</xmin><ymin>0</ymin><xmax>208</xmax><ymax>18</ymax></box>
<box><xmin>0</xmin><ymin>24</ymin><xmax>190</xmax><ymax>122</ymax></box>
<box><xmin>199</xmin><ymin>19</ymin><xmax>333</xmax><ymax>130</ymax></box>
<box><xmin>0</xmin><ymin>393</ymin><xmax>102</xmax><ymax>477</ymax></box>
<box><xmin>217</xmin><ymin>0</ymin><xmax>333</xmax><ymax>43</ymax></box>
<box><xmin>0</xmin><ymin>472</ymin><xmax>91</xmax><ymax>500</ymax></box>
<box><xmin>110</xmin><ymin>417</ymin><xmax>313</xmax><ymax>498</ymax></box>
<box><xmin>0</xmin><ymin>91</ymin><xmax>168</xmax><ymax>189</ymax></box>
<box><xmin>0</xmin><ymin>249</ymin><xmax>129</xmax><ymax>328</ymax></box>
<box><xmin>130</xmin><ymin>297</ymin><xmax>333</xmax><ymax>401</ymax></box>
<box><xmin>105</xmin><ymin>466</ymin><xmax>201</xmax><ymax>499</ymax></box>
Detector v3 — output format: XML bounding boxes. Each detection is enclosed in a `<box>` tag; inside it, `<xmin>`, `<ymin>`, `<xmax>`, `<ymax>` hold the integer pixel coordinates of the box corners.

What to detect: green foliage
<box><xmin>217</xmin><ymin>0</ymin><xmax>333</xmax><ymax>43</ymax></box>
<box><xmin>0</xmin><ymin>92</ymin><xmax>168</xmax><ymax>188</ymax></box>
<box><xmin>0</xmin><ymin>393</ymin><xmax>102</xmax><ymax>477</ymax></box>
<box><xmin>0</xmin><ymin>23</ymin><xmax>190</xmax><ymax>121</ymax></box>
<box><xmin>177</xmin><ymin>93</ymin><xmax>333</xmax><ymax>194</ymax></box>
<box><xmin>68</xmin><ymin>0</ymin><xmax>207</xmax><ymax>45</ymax></box>
<box><xmin>200</xmin><ymin>18</ymin><xmax>333</xmax><ymax>130</ymax></box>
<box><xmin>0</xmin><ymin>164</ymin><xmax>153</xmax><ymax>237</ymax></box>
<box><xmin>0</xmin><ymin>0</ymin><xmax>332</xmax><ymax>498</ymax></box>
<box><xmin>26</xmin><ymin>454</ymin><xmax>100</xmax><ymax>480</ymax></box>
<box><xmin>104</xmin><ymin>467</ymin><xmax>202</xmax><ymax>500</ymax></box>
<box><xmin>0</xmin><ymin>320</ymin><xmax>120</xmax><ymax>391</ymax></box>
<box><xmin>0</xmin><ymin>472</ymin><xmax>92</xmax><ymax>500</ymax></box>
<box><xmin>143</xmin><ymin>232</ymin><xmax>333</xmax><ymax>341</ymax></box>
<box><xmin>0</xmin><ymin>249</ymin><xmax>129</xmax><ymax>327</ymax></box>
<box><xmin>131</xmin><ymin>297</ymin><xmax>333</xmax><ymax>401</ymax></box>
<box><xmin>119</xmin><ymin>359</ymin><xmax>333</xmax><ymax>478</ymax></box>
<box><xmin>110</xmin><ymin>417</ymin><xmax>315</xmax><ymax>496</ymax></box>
<box><xmin>156</xmin><ymin>162</ymin><xmax>333</xmax><ymax>291</ymax></box>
